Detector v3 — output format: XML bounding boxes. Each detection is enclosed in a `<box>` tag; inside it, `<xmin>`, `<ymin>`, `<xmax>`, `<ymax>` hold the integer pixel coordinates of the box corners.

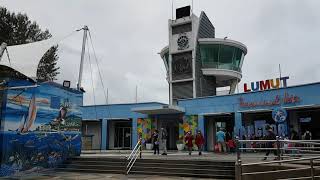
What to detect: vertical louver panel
<box><xmin>172</xmin><ymin>81</ymin><xmax>193</xmax><ymax>99</ymax></box>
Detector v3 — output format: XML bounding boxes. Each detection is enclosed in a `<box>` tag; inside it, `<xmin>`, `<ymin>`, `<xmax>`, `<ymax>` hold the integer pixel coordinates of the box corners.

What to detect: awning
<box><xmin>0</xmin><ymin>37</ymin><xmax>59</xmax><ymax>81</ymax></box>
<box><xmin>132</xmin><ymin>105</ymin><xmax>185</xmax><ymax>115</ymax></box>
<box><xmin>200</xmin><ymin>112</ymin><xmax>233</xmax><ymax>116</ymax></box>
<box><xmin>82</xmin><ymin>118</ymin><xmax>130</xmax><ymax>121</ymax></box>
<box><xmin>237</xmin><ymin>108</ymin><xmax>272</xmax><ymax>113</ymax></box>
<box><xmin>283</xmin><ymin>104</ymin><xmax>320</xmax><ymax>110</ymax></box>
<box><xmin>238</xmin><ymin>104</ymin><xmax>320</xmax><ymax>114</ymax></box>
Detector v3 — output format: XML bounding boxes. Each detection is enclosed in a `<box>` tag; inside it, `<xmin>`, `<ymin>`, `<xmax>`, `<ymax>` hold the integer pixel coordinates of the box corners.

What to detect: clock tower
<box><xmin>160</xmin><ymin>6</ymin><xmax>247</xmax><ymax>105</ymax></box>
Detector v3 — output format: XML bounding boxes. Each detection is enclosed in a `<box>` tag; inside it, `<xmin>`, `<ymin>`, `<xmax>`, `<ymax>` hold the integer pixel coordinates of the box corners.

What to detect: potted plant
<box><xmin>145</xmin><ymin>138</ymin><xmax>153</xmax><ymax>150</ymax></box>
<box><xmin>176</xmin><ymin>140</ymin><xmax>185</xmax><ymax>151</ymax></box>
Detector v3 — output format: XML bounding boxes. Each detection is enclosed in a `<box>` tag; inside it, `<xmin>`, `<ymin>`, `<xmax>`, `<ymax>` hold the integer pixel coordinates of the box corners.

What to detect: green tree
<box><xmin>0</xmin><ymin>6</ymin><xmax>59</xmax><ymax>81</ymax></box>
<box><xmin>36</xmin><ymin>45</ymin><xmax>60</xmax><ymax>81</ymax></box>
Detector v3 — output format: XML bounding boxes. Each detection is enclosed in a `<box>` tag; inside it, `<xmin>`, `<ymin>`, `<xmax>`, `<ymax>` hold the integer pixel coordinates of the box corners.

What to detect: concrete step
<box><xmin>58</xmin><ymin>164</ymin><xmax>125</xmax><ymax>170</ymax></box>
<box><xmin>64</xmin><ymin>160</ymin><xmax>126</xmax><ymax>166</ymax></box>
<box><xmin>134</xmin><ymin>162</ymin><xmax>235</xmax><ymax>169</ymax></box>
<box><xmin>131</xmin><ymin>166</ymin><xmax>234</xmax><ymax>175</ymax></box>
<box><xmin>55</xmin><ymin>167</ymin><xmax>124</xmax><ymax>174</ymax></box>
<box><xmin>129</xmin><ymin>170</ymin><xmax>234</xmax><ymax>179</ymax></box>
<box><xmin>58</xmin><ymin>156</ymin><xmax>235</xmax><ymax>179</ymax></box>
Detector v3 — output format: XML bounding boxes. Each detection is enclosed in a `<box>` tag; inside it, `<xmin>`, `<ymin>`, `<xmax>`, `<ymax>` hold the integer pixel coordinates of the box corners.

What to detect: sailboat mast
<box><xmin>77</xmin><ymin>25</ymin><xmax>89</xmax><ymax>90</ymax></box>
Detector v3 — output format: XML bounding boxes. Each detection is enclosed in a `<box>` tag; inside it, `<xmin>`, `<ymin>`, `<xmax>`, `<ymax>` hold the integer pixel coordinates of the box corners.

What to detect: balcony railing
<box><xmin>202</xmin><ymin>62</ymin><xmax>242</xmax><ymax>72</ymax></box>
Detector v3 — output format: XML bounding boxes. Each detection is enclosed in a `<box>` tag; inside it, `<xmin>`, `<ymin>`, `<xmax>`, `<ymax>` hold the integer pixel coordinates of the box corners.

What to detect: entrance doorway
<box><xmin>158</xmin><ymin>115</ymin><xmax>180</xmax><ymax>150</ymax></box>
<box><xmin>108</xmin><ymin>120</ymin><xmax>132</xmax><ymax>150</ymax></box>
<box><xmin>114</xmin><ymin>127</ymin><xmax>131</xmax><ymax>149</ymax></box>
<box><xmin>205</xmin><ymin>114</ymin><xmax>234</xmax><ymax>151</ymax></box>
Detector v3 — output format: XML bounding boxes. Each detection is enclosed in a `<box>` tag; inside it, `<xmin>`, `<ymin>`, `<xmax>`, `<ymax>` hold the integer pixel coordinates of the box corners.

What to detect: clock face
<box><xmin>177</xmin><ymin>34</ymin><xmax>189</xmax><ymax>50</ymax></box>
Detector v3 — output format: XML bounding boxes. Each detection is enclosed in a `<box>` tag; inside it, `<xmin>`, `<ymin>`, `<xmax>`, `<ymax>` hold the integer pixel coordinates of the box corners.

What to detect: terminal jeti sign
<box><xmin>244</xmin><ymin>76</ymin><xmax>289</xmax><ymax>92</ymax></box>
<box><xmin>239</xmin><ymin>92</ymin><xmax>301</xmax><ymax>108</ymax></box>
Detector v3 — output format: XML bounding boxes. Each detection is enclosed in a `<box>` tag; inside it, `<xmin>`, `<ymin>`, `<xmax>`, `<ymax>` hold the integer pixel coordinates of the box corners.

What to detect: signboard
<box><xmin>239</xmin><ymin>92</ymin><xmax>301</xmax><ymax>108</ymax></box>
<box><xmin>272</xmin><ymin>107</ymin><xmax>287</xmax><ymax>123</ymax></box>
<box><xmin>244</xmin><ymin>76</ymin><xmax>289</xmax><ymax>92</ymax></box>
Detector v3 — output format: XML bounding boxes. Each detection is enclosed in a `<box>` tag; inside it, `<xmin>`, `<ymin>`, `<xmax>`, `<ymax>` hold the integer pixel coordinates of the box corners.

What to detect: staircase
<box><xmin>57</xmin><ymin>156</ymin><xmax>235</xmax><ymax>179</ymax></box>
<box><xmin>131</xmin><ymin>158</ymin><xmax>235</xmax><ymax>179</ymax></box>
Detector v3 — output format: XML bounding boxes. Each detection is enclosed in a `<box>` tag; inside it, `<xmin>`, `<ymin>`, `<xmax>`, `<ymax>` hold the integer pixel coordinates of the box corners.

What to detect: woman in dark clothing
<box><xmin>185</xmin><ymin>131</ymin><xmax>194</xmax><ymax>155</ymax></box>
<box><xmin>195</xmin><ymin>130</ymin><xmax>205</xmax><ymax>155</ymax></box>
<box><xmin>263</xmin><ymin>125</ymin><xmax>277</xmax><ymax>160</ymax></box>
<box><xmin>152</xmin><ymin>130</ymin><xmax>160</xmax><ymax>155</ymax></box>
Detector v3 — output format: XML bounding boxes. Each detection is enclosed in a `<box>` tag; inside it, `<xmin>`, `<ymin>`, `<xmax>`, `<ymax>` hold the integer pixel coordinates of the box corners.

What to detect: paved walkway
<box><xmin>81</xmin><ymin>150</ymin><xmax>280</xmax><ymax>163</ymax></box>
<box><xmin>1</xmin><ymin>171</ymin><xmax>223</xmax><ymax>180</ymax></box>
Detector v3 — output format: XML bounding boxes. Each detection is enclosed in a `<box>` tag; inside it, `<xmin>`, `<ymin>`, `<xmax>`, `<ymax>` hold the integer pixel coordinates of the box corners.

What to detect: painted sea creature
<box><xmin>24</xmin><ymin>140</ymin><xmax>35</xmax><ymax>148</ymax></box>
<box><xmin>17</xmin><ymin>94</ymin><xmax>37</xmax><ymax>133</ymax></box>
<box><xmin>62</xmin><ymin>134</ymin><xmax>79</xmax><ymax>142</ymax></box>
<box><xmin>51</xmin><ymin>106</ymin><xmax>68</xmax><ymax>126</ymax></box>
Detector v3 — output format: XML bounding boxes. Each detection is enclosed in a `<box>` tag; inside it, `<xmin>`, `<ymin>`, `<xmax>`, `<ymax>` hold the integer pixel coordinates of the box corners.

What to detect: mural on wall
<box><xmin>178</xmin><ymin>115</ymin><xmax>198</xmax><ymax>141</ymax></box>
<box><xmin>0</xmin><ymin>81</ymin><xmax>82</xmax><ymax>177</ymax></box>
<box><xmin>137</xmin><ymin>118</ymin><xmax>155</xmax><ymax>144</ymax></box>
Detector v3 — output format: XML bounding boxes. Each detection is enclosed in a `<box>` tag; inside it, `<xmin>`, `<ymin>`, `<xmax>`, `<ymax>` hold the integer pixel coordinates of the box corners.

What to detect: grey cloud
<box><xmin>2</xmin><ymin>0</ymin><xmax>320</xmax><ymax>104</ymax></box>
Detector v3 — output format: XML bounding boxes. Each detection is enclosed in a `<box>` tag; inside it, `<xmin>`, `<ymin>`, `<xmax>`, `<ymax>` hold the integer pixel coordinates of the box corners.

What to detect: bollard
<box><xmin>310</xmin><ymin>159</ymin><xmax>314</xmax><ymax>180</ymax></box>
<box><xmin>139</xmin><ymin>138</ymin><xmax>142</xmax><ymax>159</ymax></box>
<box><xmin>276</xmin><ymin>136</ymin><xmax>281</xmax><ymax>164</ymax></box>
<box><xmin>238</xmin><ymin>159</ymin><xmax>242</xmax><ymax>180</ymax></box>
<box><xmin>236</xmin><ymin>136</ymin><xmax>241</xmax><ymax>163</ymax></box>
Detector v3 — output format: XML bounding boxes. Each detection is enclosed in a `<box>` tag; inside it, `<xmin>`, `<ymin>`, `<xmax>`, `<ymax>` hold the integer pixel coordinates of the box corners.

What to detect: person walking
<box><xmin>303</xmin><ymin>130</ymin><xmax>312</xmax><ymax>148</ymax></box>
<box><xmin>152</xmin><ymin>130</ymin><xmax>160</xmax><ymax>155</ymax></box>
<box><xmin>216</xmin><ymin>128</ymin><xmax>226</xmax><ymax>153</ymax></box>
<box><xmin>185</xmin><ymin>131</ymin><xmax>194</xmax><ymax>155</ymax></box>
<box><xmin>263</xmin><ymin>125</ymin><xmax>277</xmax><ymax>160</ymax></box>
<box><xmin>195</xmin><ymin>130</ymin><xmax>205</xmax><ymax>155</ymax></box>
<box><xmin>161</xmin><ymin>127</ymin><xmax>168</xmax><ymax>155</ymax></box>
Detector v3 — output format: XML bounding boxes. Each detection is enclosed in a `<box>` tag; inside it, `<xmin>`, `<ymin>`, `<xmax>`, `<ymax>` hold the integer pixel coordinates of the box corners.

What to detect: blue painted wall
<box><xmin>178</xmin><ymin>82</ymin><xmax>320</xmax><ymax>136</ymax></box>
<box><xmin>82</xmin><ymin>82</ymin><xmax>320</xmax><ymax>150</ymax></box>
<box><xmin>0</xmin><ymin>80</ymin><xmax>83</xmax><ymax>177</ymax></box>
<box><xmin>82</xmin><ymin>102</ymin><xmax>165</xmax><ymax>149</ymax></box>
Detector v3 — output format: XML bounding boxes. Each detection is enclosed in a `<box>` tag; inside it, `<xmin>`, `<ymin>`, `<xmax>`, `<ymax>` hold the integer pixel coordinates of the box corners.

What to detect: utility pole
<box><xmin>135</xmin><ymin>85</ymin><xmax>138</xmax><ymax>103</ymax></box>
<box><xmin>77</xmin><ymin>25</ymin><xmax>89</xmax><ymax>90</ymax></box>
<box><xmin>106</xmin><ymin>88</ymin><xmax>109</xmax><ymax>104</ymax></box>
<box><xmin>279</xmin><ymin>64</ymin><xmax>282</xmax><ymax>88</ymax></box>
<box><xmin>0</xmin><ymin>42</ymin><xmax>7</xmax><ymax>61</ymax></box>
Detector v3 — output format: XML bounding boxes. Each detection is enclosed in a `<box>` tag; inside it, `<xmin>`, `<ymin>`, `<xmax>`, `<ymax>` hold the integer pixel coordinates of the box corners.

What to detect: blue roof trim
<box><xmin>40</xmin><ymin>81</ymin><xmax>83</xmax><ymax>94</ymax></box>
<box><xmin>178</xmin><ymin>81</ymin><xmax>320</xmax><ymax>102</ymax></box>
<box><xmin>82</xmin><ymin>102</ymin><xmax>167</xmax><ymax>107</ymax></box>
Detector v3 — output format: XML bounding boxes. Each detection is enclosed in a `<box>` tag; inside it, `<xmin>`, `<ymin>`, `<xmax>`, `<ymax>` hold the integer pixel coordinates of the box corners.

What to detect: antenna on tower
<box><xmin>135</xmin><ymin>85</ymin><xmax>138</xmax><ymax>103</ymax></box>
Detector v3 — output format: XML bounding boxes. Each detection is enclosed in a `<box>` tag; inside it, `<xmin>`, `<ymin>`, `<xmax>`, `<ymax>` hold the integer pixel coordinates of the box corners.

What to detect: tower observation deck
<box><xmin>160</xmin><ymin>6</ymin><xmax>247</xmax><ymax>105</ymax></box>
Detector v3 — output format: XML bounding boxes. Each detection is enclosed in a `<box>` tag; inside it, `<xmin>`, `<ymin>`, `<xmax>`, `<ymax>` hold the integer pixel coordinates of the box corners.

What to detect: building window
<box><xmin>172</xmin><ymin>23</ymin><xmax>192</xmax><ymax>35</ymax></box>
<box><xmin>200</xmin><ymin>44</ymin><xmax>244</xmax><ymax>72</ymax></box>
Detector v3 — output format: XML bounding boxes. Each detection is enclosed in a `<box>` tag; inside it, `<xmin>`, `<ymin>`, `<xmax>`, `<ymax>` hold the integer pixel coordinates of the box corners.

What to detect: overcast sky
<box><xmin>2</xmin><ymin>0</ymin><xmax>320</xmax><ymax>105</ymax></box>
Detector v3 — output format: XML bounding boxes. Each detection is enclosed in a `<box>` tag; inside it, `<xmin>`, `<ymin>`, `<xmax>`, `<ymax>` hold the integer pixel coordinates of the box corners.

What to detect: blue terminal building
<box><xmin>82</xmin><ymin>7</ymin><xmax>320</xmax><ymax>151</ymax></box>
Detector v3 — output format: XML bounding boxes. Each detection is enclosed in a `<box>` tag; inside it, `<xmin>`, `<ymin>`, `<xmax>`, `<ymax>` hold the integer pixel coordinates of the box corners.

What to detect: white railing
<box><xmin>235</xmin><ymin>137</ymin><xmax>320</xmax><ymax>180</ymax></box>
<box><xmin>125</xmin><ymin>138</ymin><xmax>142</xmax><ymax>175</ymax></box>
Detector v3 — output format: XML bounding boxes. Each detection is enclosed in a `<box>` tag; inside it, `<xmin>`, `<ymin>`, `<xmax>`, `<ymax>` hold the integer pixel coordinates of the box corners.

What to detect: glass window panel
<box><xmin>200</xmin><ymin>44</ymin><xmax>219</xmax><ymax>68</ymax></box>
<box><xmin>233</xmin><ymin>48</ymin><xmax>243</xmax><ymax>68</ymax></box>
<box><xmin>219</xmin><ymin>45</ymin><xmax>234</xmax><ymax>64</ymax></box>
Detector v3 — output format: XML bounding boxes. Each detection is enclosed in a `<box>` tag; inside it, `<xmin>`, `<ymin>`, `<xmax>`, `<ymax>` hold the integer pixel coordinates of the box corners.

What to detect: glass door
<box><xmin>114</xmin><ymin>127</ymin><xmax>131</xmax><ymax>149</ymax></box>
<box><xmin>123</xmin><ymin>127</ymin><xmax>131</xmax><ymax>149</ymax></box>
<box><xmin>216</xmin><ymin>122</ymin><xmax>226</xmax><ymax>132</ymax></box>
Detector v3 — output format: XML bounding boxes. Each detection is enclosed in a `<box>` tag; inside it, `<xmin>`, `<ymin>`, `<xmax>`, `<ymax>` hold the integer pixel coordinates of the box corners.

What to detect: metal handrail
<box><xmin>236</xmin><ymin>138</ymin><xmax>320</xmax><ymax>180</ymax></box>
<box><xmin>242</xmin><ymin>156</ymin><xmax>320</xmax><ymax>166</ymax></box>
<box><xmin>125</xmin><ymin>138</ymin><xmax>142</xmax><ymax>175</ymax></box>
